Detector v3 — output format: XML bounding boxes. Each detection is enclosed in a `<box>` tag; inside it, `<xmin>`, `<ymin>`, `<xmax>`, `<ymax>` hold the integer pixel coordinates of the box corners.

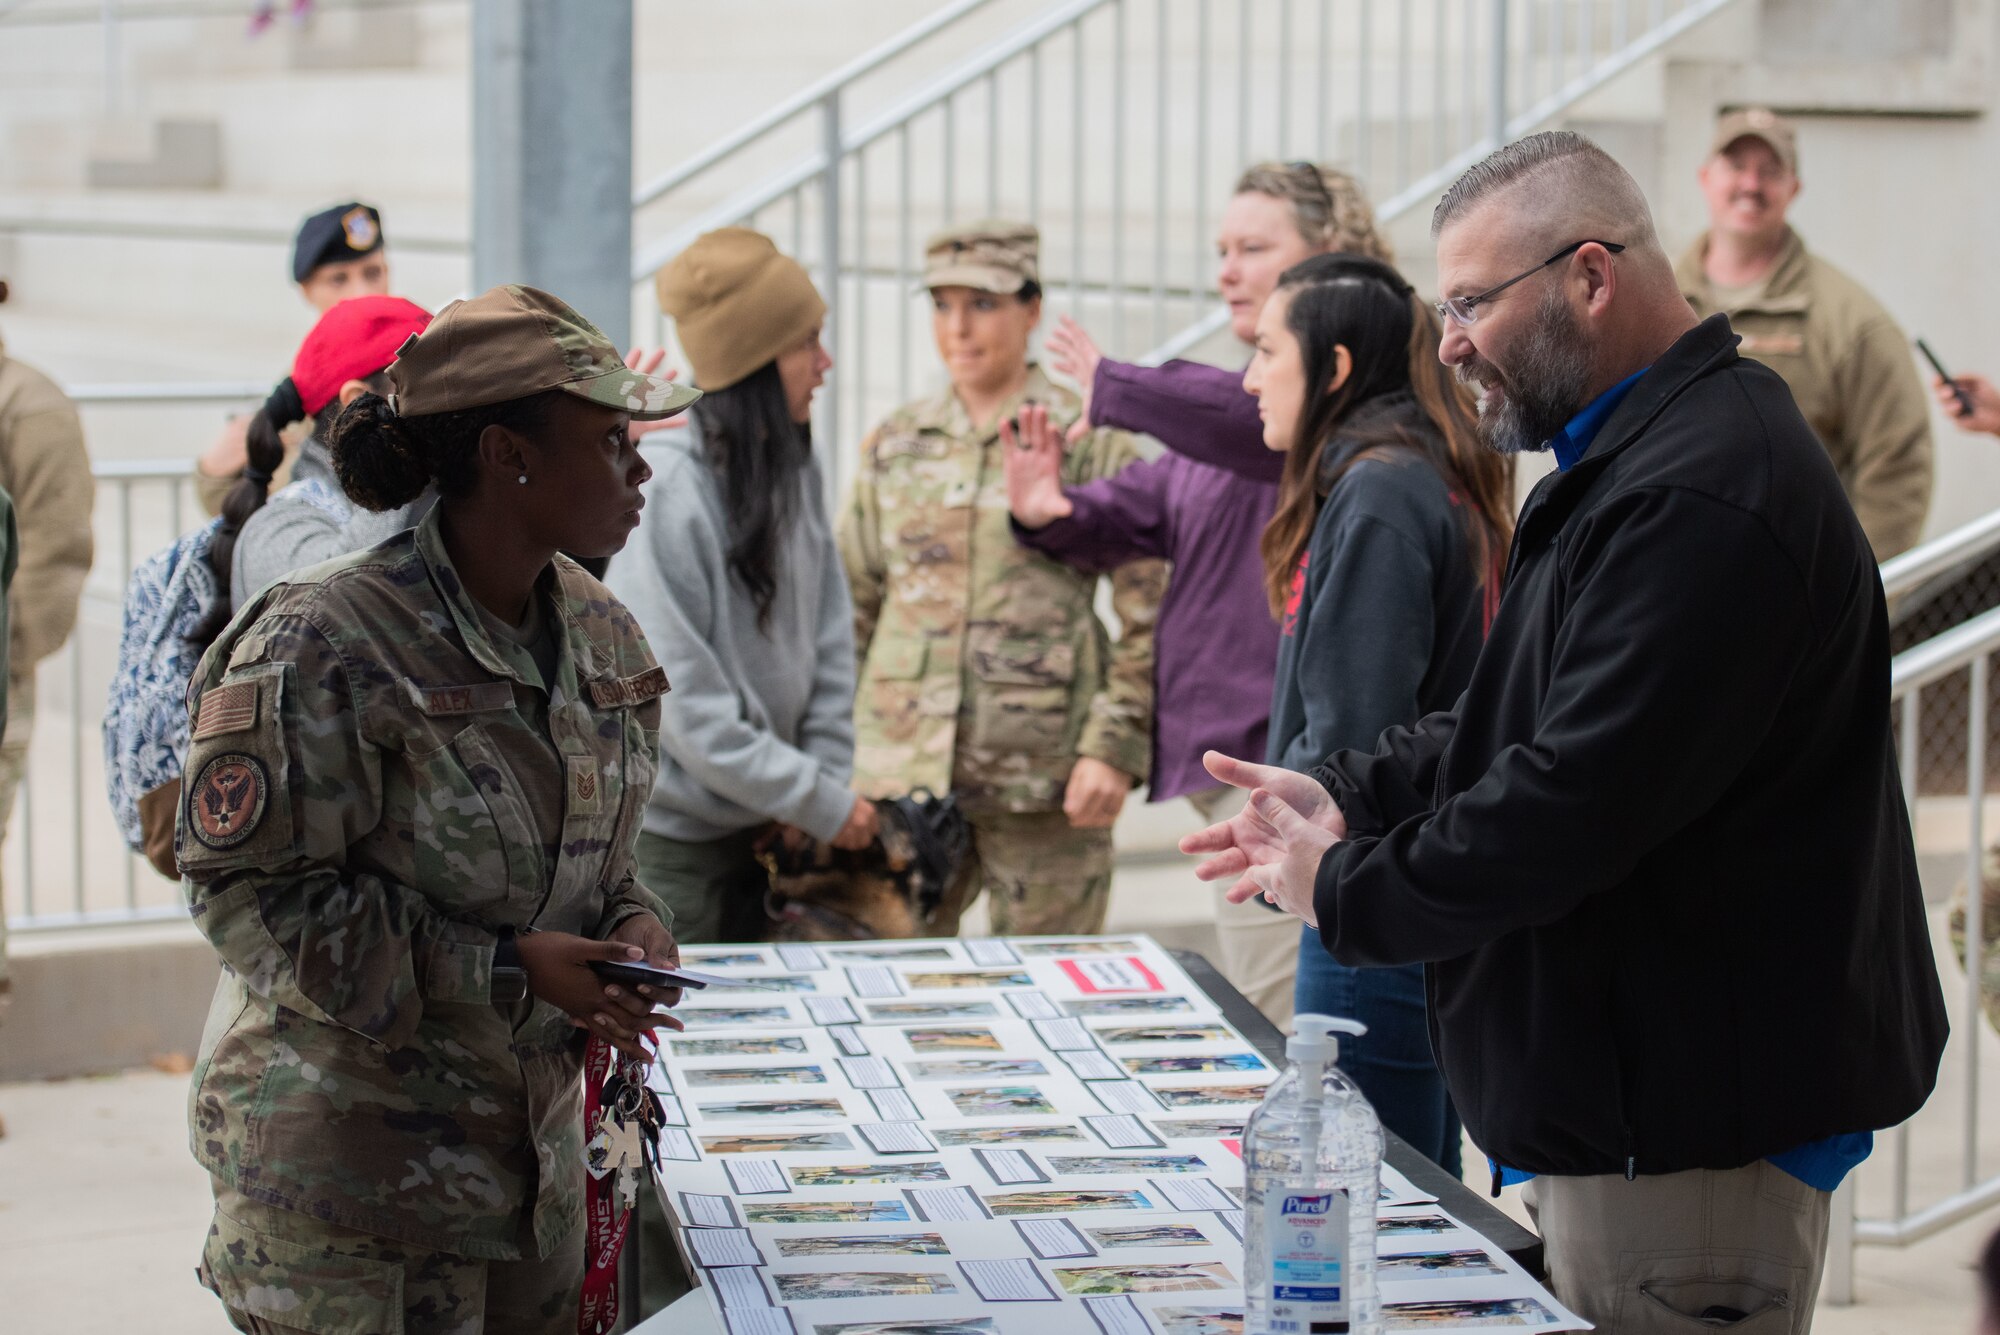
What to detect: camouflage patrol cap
<box><xmin>387</xmin><ymin>284</ymin><xmax>701</xmax><ymax>420</ymax></box>
<box><xmin>923</xmin><ymin>220</ymin><xmax>1039</xmax><ymax>295</ymax></box>
<box><xmin>1711</xmin><ymin>106</ymin><xmax>1798</xmax><ymax>174</ymax></box>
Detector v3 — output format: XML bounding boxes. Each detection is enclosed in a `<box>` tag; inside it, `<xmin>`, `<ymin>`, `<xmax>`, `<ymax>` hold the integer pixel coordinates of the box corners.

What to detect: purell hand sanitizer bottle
<box><xmin>1243</xmin><ymin>1015</ymin><xmax>1382</xmax><ymax>1334</ymax></box>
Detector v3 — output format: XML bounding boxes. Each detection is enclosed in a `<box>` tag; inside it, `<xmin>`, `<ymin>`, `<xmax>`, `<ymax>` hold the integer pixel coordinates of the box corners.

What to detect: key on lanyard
<box><xmin>589</xmin><ymin>1053</ymin><xmax>665</xmax><ymax>1212</ymax></box>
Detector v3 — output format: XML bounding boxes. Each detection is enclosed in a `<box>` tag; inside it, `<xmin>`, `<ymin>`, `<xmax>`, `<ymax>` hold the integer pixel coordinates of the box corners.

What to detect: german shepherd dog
<box><xmin>757</xmin><ymin>790</ymin><xmax>971</xmax><ymax>941</ymax></box>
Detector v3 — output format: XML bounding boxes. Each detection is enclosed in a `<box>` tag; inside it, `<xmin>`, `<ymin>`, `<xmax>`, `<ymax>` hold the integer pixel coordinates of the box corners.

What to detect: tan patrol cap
<box><xmin>923</xmin><ymin>220</ymin><xmax>1039</xmax><ymax>295</ymax></box>
<box><xmin>387</xmin><ymin>283</ymin><xmax>701</xmax><ymax>420</ymax></box>
<box><xmin>1710</xmin><ymin>106</ymin><xmax>1798</xmax><ymax>174</ymax></box>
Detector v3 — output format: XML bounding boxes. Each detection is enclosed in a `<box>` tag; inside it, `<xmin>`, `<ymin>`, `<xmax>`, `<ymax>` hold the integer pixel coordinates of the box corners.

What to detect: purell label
<box><xmin>1266</xmin><ymin>1188</ymin><xmax>1349</xmax><ymax>1334</ymax></box>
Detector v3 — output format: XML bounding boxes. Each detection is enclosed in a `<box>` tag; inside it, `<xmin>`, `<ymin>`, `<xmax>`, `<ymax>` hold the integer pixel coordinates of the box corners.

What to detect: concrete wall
<box><xmin>1</xmin><ymin>921</ymin><xmax>218</xmax><ymax>1081</ymax></box>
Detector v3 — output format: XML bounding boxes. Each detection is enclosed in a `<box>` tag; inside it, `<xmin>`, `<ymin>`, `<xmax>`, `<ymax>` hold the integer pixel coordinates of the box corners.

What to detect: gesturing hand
<box><xmin>622</xmin><ymin>347</ymin><xmax>688</xmax><ymax>440</ymax></box>
<box><xmin>998</xmin><ymin>402</ymin><xmax>1075</xmax><ymax>529</ymax></box>
<box><xmin>198</xmin><ymin>414</ymin><xmax>252</xmax><ymax>479</ymax></box>
<box><xmin>1179</xmin><ymin>750</ymin><xmax>1347</xmax><ymax>924</ymax></box>
<box><xmin>1045</xmin><ymin>317</ymin><xmax>1104</xmax><ymax>444</ymax></box>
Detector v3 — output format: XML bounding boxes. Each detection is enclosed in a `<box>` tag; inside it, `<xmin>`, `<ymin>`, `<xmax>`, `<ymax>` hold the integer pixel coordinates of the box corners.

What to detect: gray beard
<box><xmin>1462</xmin><ymin>286</ymin><xmax>1595</xmax><ymax>456</ymax></box>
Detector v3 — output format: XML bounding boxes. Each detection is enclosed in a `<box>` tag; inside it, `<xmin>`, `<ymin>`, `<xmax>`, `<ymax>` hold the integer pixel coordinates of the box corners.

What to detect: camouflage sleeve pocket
<box><xmin>198</xmin><ymin>1198</ymin><xmax>400</xmax><ymax>1334</ymax></box>
<box><xmin>180</xmin><ymin>664</ymin><xmax>300</xmax><ymax>875</ymax></box>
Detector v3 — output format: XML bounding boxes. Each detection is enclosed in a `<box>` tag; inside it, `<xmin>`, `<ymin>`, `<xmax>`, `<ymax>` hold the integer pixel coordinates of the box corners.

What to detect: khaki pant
<box><xmin>1187</xmin><ymin>785</ymin><xmax>1297</xmax><ymax>1027</ymax></box>
<box><xmin>0</xmin><ymin>673</ymin><xmax>32</xmax><ymax>1025</ymax></box>
<box><xmin>1524</xmin><ymin>1161</ymin><xmax>1831</xmax><ymax>1334</ymax></box>
<box><xmin>941</xmin><ymin>807</ymin><xmax>1113</xmax><ymax>937</ymax></box>
<box><xmin>199</xmin><ymin>1183</ymin><xmax>585</xmax><ymax>1335</ymax></box>
<box><xmin>632</xmin><ymin>827</ymin><xmax>769</xmax><ymax>945</ymax></box>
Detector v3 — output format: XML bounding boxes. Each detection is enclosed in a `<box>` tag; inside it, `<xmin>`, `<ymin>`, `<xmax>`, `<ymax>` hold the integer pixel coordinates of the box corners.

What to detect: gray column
<box><xmin>472</xmin><ymin>0</ymin><xmax>634</xmax><ymax>347</ymax></box>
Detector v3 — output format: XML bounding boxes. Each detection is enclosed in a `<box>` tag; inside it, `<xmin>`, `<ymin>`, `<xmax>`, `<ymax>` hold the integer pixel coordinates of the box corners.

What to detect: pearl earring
<box><xmin>517</xmin><ymin>474</ymin><xmax>528</xmax><ymax>485</ymax></box>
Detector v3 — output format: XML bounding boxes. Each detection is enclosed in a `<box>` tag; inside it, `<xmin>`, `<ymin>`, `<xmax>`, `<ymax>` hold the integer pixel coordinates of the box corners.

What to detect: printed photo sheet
<box><xmin>653</xmin><ymin>935</ymin><xmax>1585</xmax><ymax>1333</ymax></box>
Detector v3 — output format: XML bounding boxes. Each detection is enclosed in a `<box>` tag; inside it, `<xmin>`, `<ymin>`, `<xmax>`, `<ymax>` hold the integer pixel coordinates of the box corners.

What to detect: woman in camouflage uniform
<box><xmin>178</xmin><ymin>286</ymin><xmax>698</xmax><ymax>1334</ymax></box>
<box><xmin>839</xmin><ymin>221</ymin><xmax>1165</xmax><ymax>937</ymax></box>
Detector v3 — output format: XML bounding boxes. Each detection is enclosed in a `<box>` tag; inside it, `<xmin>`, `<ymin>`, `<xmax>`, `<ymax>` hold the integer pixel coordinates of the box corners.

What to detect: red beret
<box><xmin>292</xmin><ymin>295</ymin><xmax>432</xmax><ymax>417</ymax></box>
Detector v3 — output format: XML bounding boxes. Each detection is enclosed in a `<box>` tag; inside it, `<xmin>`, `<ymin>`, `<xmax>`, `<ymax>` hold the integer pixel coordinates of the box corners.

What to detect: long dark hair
<box><xmin>1258</xmin><ymin>252</ymin><xmax>1514</xmax><ymax>618</ymax></box>
<box><xmin>192</xmin><ymin>380</ymin><xmax>318</xmax><ymax>648</ymax></box>
<box><xmin>690</xmin><ymin>360</ymin><xmax>812</xmax><ymax>630</ymax></box>
<box><xmin>200</xmin><ymin>380</ymin><xmax>306</xmax><ymax>627</ymax></box>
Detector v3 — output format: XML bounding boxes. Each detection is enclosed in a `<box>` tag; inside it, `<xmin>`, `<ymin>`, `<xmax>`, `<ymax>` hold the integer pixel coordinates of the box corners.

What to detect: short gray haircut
<box><xmin>1430</xmin><ymin>130</ymin><xmax>1660</xmax><ymax>253</ymax></box>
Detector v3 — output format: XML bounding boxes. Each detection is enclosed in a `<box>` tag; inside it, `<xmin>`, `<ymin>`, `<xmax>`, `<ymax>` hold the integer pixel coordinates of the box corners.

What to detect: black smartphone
<box><xmin>586</xmin><ymin>959</ymin><xmax>775</xmax><ymax>991</ymax></box>
<box><xmin>1917</xmin><ymin>338</ymin><xmax>1974</xmax><ymax>417</ymax></box>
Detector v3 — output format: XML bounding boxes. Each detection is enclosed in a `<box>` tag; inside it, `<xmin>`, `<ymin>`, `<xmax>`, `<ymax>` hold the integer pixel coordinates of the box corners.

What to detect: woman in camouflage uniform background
<box><xmin>178</xmin><ymin>286</ymin><xmax>696</xmax><ymax>1334</ymax></box>
<box><xmin>839</xmin><ymin>221</ymin><xmax>1167</xmax><ymax>937</ymax></box>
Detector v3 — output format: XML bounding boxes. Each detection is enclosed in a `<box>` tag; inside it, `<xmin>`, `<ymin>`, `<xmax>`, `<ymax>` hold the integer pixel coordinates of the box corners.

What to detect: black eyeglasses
<box><xmin>1435</xmin><ymin>239</ymin><xmax>1626</xmax><ymax>328</ymax></box>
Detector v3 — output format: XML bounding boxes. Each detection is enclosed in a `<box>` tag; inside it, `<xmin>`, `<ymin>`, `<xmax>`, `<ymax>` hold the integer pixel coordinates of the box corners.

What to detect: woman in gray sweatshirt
<box><xmin>607</xmin><ymin>228</ymin><xmax>874</xmax><ymax>943</ymax></box>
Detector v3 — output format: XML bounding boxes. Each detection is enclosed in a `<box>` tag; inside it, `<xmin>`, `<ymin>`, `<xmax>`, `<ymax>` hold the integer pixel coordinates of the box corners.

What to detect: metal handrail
<box><xmin>91</xmin><ymin>457</ymin><xmax>197</xmax><ymax>480</ymax></box>
<box><xmin>0</xmin><ymin>0</ymin><xmax>456</xmax><ymax>26</ymax></box>
<box><xmin>629</xmin><ymin>0</ymin><xmax>1114</xmax><ymax>281</ymax></box>
<box><xmin>837</xmin><ymin>0</ymin><xmax>1112</xmax><ymax>160</ymax></box>
<box><xmin>0</xmin><ymin>214</ymin><xmax>467</xmax><ymax>253</ymax></box>
<box><xmin>630</xmin><ymin>0</ymin><xmax>1002</xmax><ymax>210</ymax></box>
<box><xmin>1140</xmin><ymin>308</ymin><xmax>1232</xmax><ymax>366</ymax></box>
<box><xmin>1881</xmin><ymin>507</ymin><xmax>2000</xmax><ymax>600</ymax></box>
<box><xmin>1892</xmin><ymin>603</ymin><xmax>2000</xmax><ymax>695</ymax></box>
<box><xmin>66</xmin><ymin>381</ymin><xmax>269</xmax><ymax>406</ymax></box>
<box><xmin>1358</xmin><ymin>0</ymin><xmax>1739</xmax><ymax>238</ymax></box>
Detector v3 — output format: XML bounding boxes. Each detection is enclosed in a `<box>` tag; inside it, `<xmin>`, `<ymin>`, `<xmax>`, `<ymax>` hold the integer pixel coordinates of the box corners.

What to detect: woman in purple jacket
<box><xmin>1005</xmin><ymin>162</ymin><xmax>1389</xmax><ymax>1024</ymax></box>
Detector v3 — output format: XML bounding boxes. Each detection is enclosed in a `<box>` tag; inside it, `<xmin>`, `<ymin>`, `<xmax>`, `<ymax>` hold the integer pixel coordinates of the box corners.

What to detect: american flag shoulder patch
<box><xmin>192</xmin><ymin>681</ymin><xmax>260</xmax><ymax>740</ymax></box>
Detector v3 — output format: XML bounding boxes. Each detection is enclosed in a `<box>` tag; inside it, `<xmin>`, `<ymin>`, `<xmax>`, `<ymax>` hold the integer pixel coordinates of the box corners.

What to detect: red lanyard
<box><xmin>576</xmin><ymin>1037</ymin><xmax>635</xmax><ymax>1335</ymax></box>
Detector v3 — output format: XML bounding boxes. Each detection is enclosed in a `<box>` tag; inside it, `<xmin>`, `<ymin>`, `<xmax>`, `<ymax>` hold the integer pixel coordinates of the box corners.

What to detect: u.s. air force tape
<box><xmin>587</xmin><ymin>666</ymin><xmax>671</xmax><ymax>708</ymax></box>
<box><xmin>187</xmin><ymin>752</ymin><xmax>271</xmax><ymax>850</ymax></box>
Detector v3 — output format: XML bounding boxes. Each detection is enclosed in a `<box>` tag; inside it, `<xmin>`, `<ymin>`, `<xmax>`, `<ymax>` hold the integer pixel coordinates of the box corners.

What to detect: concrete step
<box><xmin>1</xmin><ymin>919</ymin><xmax>219</xmax><ymax>1082</ymax></box>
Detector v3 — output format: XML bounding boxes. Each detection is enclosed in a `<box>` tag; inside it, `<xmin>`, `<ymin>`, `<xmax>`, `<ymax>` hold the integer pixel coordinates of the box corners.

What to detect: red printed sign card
<box><xmin>1058</xmin><ymin>957</ymin><xmax>1165</xmax><ymax>994</ymax></box>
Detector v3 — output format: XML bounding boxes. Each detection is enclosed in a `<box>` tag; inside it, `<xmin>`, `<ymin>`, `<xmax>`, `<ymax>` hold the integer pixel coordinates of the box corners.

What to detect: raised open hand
<box><xmin>998</xmin><ymin>401</ymin><xmax>1074</xmax><ymax>529</ymax></box>
<box><xmin>1045</xmin><ymin>317</ymin><xmax>1104</xmax><ymax>444</ymax></box>
<box><xmin>622</xmin><ymin>348</ymin><xmax>687</xmax><ymax>440</ymax></box>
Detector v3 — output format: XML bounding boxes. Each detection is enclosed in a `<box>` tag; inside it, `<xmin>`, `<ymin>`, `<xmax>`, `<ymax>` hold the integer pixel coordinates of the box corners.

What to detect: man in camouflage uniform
<box><xmin>840</xmin><ymin>221</ymin><xmax>1166</xmax><ymax>937</ymax></box>
<box><xmin>178</xmin><ymin>285</ymin><xmax>693</xmax><ymax>1333</ymax></box>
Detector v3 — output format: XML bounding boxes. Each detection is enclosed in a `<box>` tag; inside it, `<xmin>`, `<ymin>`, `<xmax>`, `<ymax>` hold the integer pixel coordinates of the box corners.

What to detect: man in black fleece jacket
<box><xmin>1184</xmin><ymin>131</ymin><xmax>1946</xmax><ymax>1333</ymax></box>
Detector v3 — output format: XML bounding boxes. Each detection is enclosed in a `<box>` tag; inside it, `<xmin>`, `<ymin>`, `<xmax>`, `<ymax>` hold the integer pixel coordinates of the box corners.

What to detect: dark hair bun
<box><xmin>328</xmin><ymin>391</ymin><xmax>435</xmax><ymax>511</ymax></box>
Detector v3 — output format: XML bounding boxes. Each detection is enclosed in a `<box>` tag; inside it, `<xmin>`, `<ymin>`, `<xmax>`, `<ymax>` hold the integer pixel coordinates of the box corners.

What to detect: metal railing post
<box><xmin>1965</xmin><ymin>653</ymin><xmax>1987</xmax><ymax>1191</ymax></box>
<box><xmin>1489</xmin><ymin>0</ymin><xmax>1510</xmax><ymax>147</ymax></box>
<box><xmin>70</xmin><ymin>637</ymin><xmax>84</xmax><ymax>918</ymax></box>
<box><xmin>818</xmin><ymin>91</ymin><xmax>843</xmax><ymax>483</ymax></box>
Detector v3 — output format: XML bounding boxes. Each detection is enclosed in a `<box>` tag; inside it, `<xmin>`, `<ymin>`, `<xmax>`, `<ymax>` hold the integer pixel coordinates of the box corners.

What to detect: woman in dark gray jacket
<box><xmin>1245</xmin><ymin>252</ymin><xmax>1511</xmax><ymax>1173</ymax></box>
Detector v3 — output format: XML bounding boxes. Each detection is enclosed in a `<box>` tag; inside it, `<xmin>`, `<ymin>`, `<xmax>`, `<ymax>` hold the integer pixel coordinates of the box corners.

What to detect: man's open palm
<box><xmin>1178</xmin><ymin>751</ymin><xmax>1346</xmax><ymax>921</ymax></box>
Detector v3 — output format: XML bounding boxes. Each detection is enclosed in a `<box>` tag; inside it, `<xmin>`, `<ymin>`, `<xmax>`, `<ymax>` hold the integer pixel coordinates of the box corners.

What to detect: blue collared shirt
<box><xmin>1488</xmin><ymin>361</ymin><xmax>1874</xmax><ymax>1194</ymax></box>
<box><xmin>1551</xmin><ymin>368</ymin><xmax>1647</xmax><ymax>471</ymax></box>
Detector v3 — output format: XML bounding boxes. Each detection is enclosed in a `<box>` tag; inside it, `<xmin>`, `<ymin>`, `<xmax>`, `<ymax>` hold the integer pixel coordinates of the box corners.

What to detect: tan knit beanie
<box><xmin>656</xmin><ymin>228</ymin><xmax>826</xmax><ymax>391</ymax></box>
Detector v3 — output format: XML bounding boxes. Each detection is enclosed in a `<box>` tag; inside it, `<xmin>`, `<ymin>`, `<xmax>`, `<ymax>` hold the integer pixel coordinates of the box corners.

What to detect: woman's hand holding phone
<box><xmin>517</xmin><ymin>925</ymin><xmax>683</xmax><ymax>1060</ymax></box>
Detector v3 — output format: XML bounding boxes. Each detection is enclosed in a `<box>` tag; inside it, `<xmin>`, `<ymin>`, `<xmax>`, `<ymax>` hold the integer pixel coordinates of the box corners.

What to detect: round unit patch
<box><xmin>188</xmin><ymin>753</ymin><xmax>271</xmax><ymax>850</ymax></box>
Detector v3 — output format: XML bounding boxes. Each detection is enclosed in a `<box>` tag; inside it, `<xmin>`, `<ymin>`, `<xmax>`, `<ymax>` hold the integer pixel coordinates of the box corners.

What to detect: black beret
<box><xmin>292</xmin><ymin>202</ymin><xmax>384</xmax><ymax>283</ymax></box>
